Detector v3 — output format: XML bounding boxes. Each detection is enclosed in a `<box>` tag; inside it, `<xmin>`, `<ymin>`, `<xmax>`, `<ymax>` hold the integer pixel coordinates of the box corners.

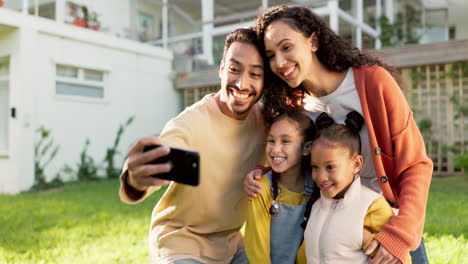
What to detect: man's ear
<box><xmin>302</xmin><ymin>141</ymin><xmax>313</xmax><ymax>156</ymax></box>
<box><xmin>352</xmin><ymin>154</ymin><xmax>364</xmax><ymax>174</ymax></box>
<box><xmin>310</xmin><ymin>32</ymin><xmax>319</xmax><ymax>52</ymax></box>
<box><xmin>219</xmin><ymin>60</ymin><xmax>225</xmax><ymax>78</ymax></box>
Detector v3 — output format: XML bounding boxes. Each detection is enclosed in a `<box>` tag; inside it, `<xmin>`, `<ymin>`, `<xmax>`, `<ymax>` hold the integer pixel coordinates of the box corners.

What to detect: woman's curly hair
<box><xmin>255</xmin><ymin>4</ymin><xmax>395</xmax><ymax>123</ymax></box>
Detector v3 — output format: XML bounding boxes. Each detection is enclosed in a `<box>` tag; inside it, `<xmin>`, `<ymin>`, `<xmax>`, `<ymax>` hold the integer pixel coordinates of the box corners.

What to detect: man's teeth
<box><xmin>233</xmin><ymin>90</ymin><xmax>249</xmax><ymax>99</ymax></box>
<box><xmin>283</xmin><ymin>66</ymin><xmax>294</xmax><ymax>77</ymax></box>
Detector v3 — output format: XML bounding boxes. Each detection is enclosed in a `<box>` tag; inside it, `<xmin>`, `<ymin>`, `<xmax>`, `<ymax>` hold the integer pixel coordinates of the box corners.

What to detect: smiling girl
<box><xmin>305</xmin><ymin>111</ymin><xmax>410</xmax><ymax>264</ymax></box>
<box><xmin>244</xmin><ymin>110</ymin><xmax>318</xmax><ymax>264</ymax></box>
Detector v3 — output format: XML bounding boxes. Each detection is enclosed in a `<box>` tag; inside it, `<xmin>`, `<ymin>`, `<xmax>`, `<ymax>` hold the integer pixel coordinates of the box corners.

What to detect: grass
<box><xmin>423</xmin><ymin>176</ymin><xmax>468</xmax><ymax>264</ymax></box>
<box><xmin>0</xmin><ymin>176</ymin><xmax>466</xmax><ymax>264</ymax></box>
<box><xmin>0</xmin><ymin>180</ymin><xmax>166</xmax><ymax>264</ymax></box>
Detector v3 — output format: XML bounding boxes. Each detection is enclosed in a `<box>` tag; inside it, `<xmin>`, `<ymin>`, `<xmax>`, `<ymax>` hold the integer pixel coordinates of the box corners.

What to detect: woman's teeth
<box><xmin>283</xmin><ymin>66</ymin><xmax>295</xmax><ymax>77</ymax></box>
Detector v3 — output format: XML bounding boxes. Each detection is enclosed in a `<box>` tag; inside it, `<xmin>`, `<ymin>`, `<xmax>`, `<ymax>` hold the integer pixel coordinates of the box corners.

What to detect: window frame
<box><xmin>54</xmin><ymin>63</ymin><xmax>109</xmax><ymax>103</ymax></box>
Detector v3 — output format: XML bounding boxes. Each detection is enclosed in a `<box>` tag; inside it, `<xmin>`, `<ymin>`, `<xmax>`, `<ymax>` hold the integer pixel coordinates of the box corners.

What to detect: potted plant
<box><xmin>88</xmin><ymin>11</ymin><xmax>101</xmax><ymax>31</ymax></box>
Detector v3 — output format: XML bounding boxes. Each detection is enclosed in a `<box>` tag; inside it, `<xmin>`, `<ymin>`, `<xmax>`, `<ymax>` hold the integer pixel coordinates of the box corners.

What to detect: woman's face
<box><xmin>264</xmin><ymin>21</ymin><xmax>317</xmax><ymax>88</ymax></box>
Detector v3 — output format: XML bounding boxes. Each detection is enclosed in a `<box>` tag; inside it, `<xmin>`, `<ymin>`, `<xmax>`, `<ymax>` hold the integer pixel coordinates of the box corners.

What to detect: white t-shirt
<box><xmin>303</xmin><ymin>68</ymin><xmax>381</xmax><ymax>194</ymax></box>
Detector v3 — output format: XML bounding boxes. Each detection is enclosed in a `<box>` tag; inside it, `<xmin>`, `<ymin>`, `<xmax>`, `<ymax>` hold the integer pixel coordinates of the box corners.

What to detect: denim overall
<box><xmin>266</xmin><ymin>171</ymin><xmax>314</xmax><ymax>264</ymax></box>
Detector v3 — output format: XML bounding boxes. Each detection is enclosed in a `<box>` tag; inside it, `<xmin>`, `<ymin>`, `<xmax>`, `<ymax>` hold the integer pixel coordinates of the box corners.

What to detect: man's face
<box><xmin>218</xmin><ymin>41</ymin><xmax>264</xmax><ymax>120</ymax></box>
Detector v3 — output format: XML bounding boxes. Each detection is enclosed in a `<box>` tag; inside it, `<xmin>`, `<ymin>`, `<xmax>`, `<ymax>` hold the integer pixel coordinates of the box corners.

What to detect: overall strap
<box><xmin>265</xmin><ymin>170</ymin><xmax>273</xmax><ymax>185</ymax></box>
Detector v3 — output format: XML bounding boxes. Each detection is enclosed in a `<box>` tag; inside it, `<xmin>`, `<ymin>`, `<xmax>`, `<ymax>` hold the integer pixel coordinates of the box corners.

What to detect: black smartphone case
<box><xmin>143</xmin><ymin>145</ymin><xmax>200</xmax><ymax>186</ymax></box>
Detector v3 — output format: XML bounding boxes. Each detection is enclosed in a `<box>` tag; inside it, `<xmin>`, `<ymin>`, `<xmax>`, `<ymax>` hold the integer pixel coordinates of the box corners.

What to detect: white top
<box><xmin>304</xmin><ymin>176</ymin><xmax>382</xmax><ymax>264</ymax></box>
<box><xmin>303</xmin><ymin>68</ymin><xmax>380</xmax><ymax>193</ymax></box>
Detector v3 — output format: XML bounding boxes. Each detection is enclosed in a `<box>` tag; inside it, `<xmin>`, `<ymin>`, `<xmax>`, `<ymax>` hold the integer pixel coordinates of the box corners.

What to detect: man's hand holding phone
<box><xmin>126</xmin><ymin>136</ymin><xmax>173</xmax><ymax>191</ymax></box>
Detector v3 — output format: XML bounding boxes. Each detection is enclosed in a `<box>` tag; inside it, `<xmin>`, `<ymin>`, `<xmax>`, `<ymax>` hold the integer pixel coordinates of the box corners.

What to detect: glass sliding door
<box><xmin>0</xmin><ymin>80</ymin><xmax>8</xmax><ymax>154</ymax></box>
<box><xmin>0</xmin><ymin>61</ymin><xmax>9</xmax><ymax>154</ymax></box>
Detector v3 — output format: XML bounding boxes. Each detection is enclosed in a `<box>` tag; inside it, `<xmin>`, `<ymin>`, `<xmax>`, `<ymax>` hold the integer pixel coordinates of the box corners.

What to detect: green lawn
<box><xmin>0</xmin><ymin>176</ymin><xmax>466</xmax><ymax>264</ymax></box>
<box><xmin>424</xmin><ymin>176</ymin><xmax>468</xmax><ymax>264</ymax></box>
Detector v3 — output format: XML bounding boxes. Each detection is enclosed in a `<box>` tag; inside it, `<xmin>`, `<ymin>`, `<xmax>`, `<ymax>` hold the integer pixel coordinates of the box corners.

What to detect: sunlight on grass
<box><xmin>0</xmin><ymin>176</ymin><xmax>466</xmax><ymax>263</ymax></box>
<box><xmin>0</xmin><ymin>179</ymin><xmax>166</xmax><ymax>264</ymax></box>
<box><xmin>423</xmin><ymin>176</ymin><xmax>468</xmax><ymax>264</ymax></box>
<box><xmin>425</xmin><ymin>234</ymin><xmax>467</xmax><ymax>264</ymax></box>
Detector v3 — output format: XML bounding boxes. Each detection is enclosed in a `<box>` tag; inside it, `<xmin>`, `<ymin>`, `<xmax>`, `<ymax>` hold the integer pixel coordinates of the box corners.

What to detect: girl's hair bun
<box><xmin>315</xmin><ymin>112</ymin><xmax>335</xmax><ymax>130</ymax></box>
<box><xmin>344</xmin><ymin>111</ymin><xmax>364</xmax><ymax>133</ymax></box>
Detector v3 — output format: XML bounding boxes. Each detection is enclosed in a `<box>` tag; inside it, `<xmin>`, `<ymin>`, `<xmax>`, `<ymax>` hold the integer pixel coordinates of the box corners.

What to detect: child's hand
<box><xmin>362</xmin><ymin>228</ymin><xmax>373</xmax><ymax>246</ymax></box>
<box><xmin>365</xmin><ymin>240</ymin><xmax>402</xmax><ymax>264</ymax></box>
<box><xmin>243</xmin><ymin>168</ymin><xmax>263</xmax><ymax>200</ymax></box>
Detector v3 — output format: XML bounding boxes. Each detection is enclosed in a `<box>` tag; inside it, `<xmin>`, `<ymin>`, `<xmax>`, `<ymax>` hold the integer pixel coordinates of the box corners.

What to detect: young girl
<box><xmin>304</xmin><ymin>111</ymin><xmax>411</xmax><ymax>264</ymax></box>
<box><xmin>245</xmin><ymin>5</ymin><xmax>433</xmax><ymax>263</ymax></box>
<box><xmin>244</xmin><ymin>110</ymin><xmax>319</xmax><ymax>264</ymax></box>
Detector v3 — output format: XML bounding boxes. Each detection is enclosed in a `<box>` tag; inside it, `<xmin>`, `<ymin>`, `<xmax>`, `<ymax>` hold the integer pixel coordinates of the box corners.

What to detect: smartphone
<box><xmin>143</xmin><ymin>145</ymin><xmax>200</xmax><ymax>186</ymax></box>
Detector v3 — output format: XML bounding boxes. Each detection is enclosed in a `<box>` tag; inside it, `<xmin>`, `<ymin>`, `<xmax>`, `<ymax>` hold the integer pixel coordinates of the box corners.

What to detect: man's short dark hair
<box><xmin>221</xmin><ymin>27</ymin><xmax>262</xmax><ymax>64</ymax></box>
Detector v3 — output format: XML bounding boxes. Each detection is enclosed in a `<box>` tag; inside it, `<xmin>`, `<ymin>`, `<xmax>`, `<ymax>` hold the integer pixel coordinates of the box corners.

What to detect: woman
<box><xmin>245</xmin><ymin>5</ymin><xmax>432</xmax><ymax>264</ymax></box>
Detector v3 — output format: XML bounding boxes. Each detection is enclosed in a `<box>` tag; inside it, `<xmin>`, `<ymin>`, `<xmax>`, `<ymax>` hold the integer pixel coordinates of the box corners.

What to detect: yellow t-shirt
<box><xmin>363</xmin><ymin>198</ymin><xmax>412</xmax><ymax>264</ymax></box>
<box><xmin>244</xmin><ymin>175</ymin><xmax>309</xmax><ymax>264</ymax></box>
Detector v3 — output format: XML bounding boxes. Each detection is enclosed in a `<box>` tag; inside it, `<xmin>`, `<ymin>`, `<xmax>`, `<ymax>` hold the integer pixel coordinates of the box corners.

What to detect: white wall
<box><xmin>0</xmin><ymin>10</ymin><xmax>180</xmax><ymax>193</ymax></box>
<box><xmin>448</xmin><ymin>0</ymin><xmax>468</xmax><ymax>40</ymax></box>
<box><xmin>33</xmin><ymin>32</ymin><xmax>179</xmax><ymax>184</ymax></box>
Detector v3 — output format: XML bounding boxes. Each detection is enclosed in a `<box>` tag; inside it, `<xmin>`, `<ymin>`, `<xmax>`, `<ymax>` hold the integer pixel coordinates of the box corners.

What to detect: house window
<box><xmin>0</xmin><ymin>61</ymin><xmax>9</xmax><ymax>154</ymax></box>
<box><xmin>55</xmin><ymin>64</ymin><xmax>105</xmax><ymax>99</ymax></box>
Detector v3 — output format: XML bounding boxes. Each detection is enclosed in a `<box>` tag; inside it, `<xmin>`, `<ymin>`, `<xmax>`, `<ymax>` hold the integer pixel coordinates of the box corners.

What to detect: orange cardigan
<box><xmin>354</xmin><ymin>66</ymin><xmax>433</xmax><ymax>262</ymax></box>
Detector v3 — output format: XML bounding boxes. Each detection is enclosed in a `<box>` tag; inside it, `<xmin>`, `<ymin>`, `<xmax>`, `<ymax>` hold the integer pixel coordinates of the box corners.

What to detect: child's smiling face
<box><xmin>266</xmin><ymin>118</ymin><xmax>304</xmax><ymax>175</ymax></box>
<box><xmin>310</xmin><ymin>140</ymin><xmax>363</xmax><ymax>199</ymax></box>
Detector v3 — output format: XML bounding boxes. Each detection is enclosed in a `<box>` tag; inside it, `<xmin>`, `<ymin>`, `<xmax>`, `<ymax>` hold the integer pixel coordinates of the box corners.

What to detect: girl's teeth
<box><xmin>272</xmin><ymin>157</ymin><xmax>286</xmax><ymax>163</ymax></box>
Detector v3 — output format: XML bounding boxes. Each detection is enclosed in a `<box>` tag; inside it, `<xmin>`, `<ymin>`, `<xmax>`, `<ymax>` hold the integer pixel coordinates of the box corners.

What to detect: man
<box><xmin>120</xmin><ymin>28</ymin><xmax>267</xmax><ymax>264</ymax></box>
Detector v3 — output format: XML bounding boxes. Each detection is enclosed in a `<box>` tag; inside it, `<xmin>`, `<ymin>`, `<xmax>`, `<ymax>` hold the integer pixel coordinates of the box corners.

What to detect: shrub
<box><xmin>76</xmin><ymin>138</ymin><xmax>99</xmax><ymax>181</ymax></box>
<box><xmin>454</xmin><ymin>152</ymin><xmax>468</xmax><ymax>180</ymax></box>
<box><xmin>104</xmin><ymin>116</ymin><xmax>134</xmax><ymax>178</ymax></box>
<box><xmin>32</xmin><ymin>126</ymin><xmax>63</xmax><ymax>191</ymax></box>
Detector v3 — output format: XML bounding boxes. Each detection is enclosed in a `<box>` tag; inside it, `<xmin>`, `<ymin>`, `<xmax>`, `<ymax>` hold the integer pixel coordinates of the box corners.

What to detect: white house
<box><xmin>2</xmin><ymin>0</ymin><xmax>467</xmax><ymax>194</ymax></box>
<box><xmin>0</xmin><ymin>5</ymin><xmax>180</xmax><ymax>194</ymax></box>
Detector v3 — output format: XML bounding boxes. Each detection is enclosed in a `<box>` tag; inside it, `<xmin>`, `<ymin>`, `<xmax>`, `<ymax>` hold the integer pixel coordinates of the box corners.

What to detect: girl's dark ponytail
<box><xmin>344</xmin><ymin>111</ymin><xmax>364</xmax><ymax>134</ymax></box>
<box><xmin>315</xmin><ymin>112</ymin><xmax>335</xmax><ymax>130</ymax></box>
<box><xmin>301</xmin><ymin>183</ymin><xmax>321</xmax><ymax>229</ymax></box>
<box><xmin>269</xmin><ymin>171</ymin><xmax>280</xmax><ymax>215</ymax></box>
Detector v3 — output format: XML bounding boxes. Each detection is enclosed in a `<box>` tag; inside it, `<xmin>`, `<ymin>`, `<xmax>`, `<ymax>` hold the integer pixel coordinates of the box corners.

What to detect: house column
<box><xmin>22</xmin><ymin>0</ymin><xmax>28</xmax><ymax>14</ymax></box>
<box><xmin>55</xmin><ymin>0</ymin><xmax>66</xmax><ymax>23</ymax></box>
<box><xmin>162</xmin><ymin>0</ymin><xmax>168</xmax><ymax>49</ymax></box>
<box><xmin>262</xmin><ymin>0</ymin><xmax>268</xmax><ymax>10</ymax></box>
<box><xmin>375</xmin><ymin>0</ymin><xmax>382</xmax><ymax>49</ymax></box>
<box><xmin>328</xmin><ymin>0</ymin><xmax>339</xmax><ymax>33</ymax></box>
<box><xmin>385</xmin><ymin>0</ymin><xmax>394</xmax><ymax>23</ymax></box>
<box><xmin>201</xmin><ymin>0</ymin><xmax>214</xmax><ymax>65</ymax></box>
<box><xmin>355</xmin><ymin>0</ymin><xmax>363</xmax><ymax>49</ymax></box>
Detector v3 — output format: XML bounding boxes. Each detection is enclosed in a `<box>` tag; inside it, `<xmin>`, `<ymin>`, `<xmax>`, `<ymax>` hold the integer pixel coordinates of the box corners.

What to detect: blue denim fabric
<box><xmin>410</xmin><ymin>238</ymin><xmax>429</xmax><ymax>264</ymax></box>
<box><xmin>267</xmin><ymin>171</ymin><xmax>313</xmax><ymax>264</ymax></box>
<box><xmin>171</xmin><ymin>259</ymin><xmax>204</xmax><ymax>264</ymax></box>
<box><xmin>171</xmin><ymin>248</ymin><xmax>249</xmax><ymax>264</ymax></box>
<box><xmin>230</xmin><ymin>248</ymin><xmax>249</xmax><ymax>264</ymax></box>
